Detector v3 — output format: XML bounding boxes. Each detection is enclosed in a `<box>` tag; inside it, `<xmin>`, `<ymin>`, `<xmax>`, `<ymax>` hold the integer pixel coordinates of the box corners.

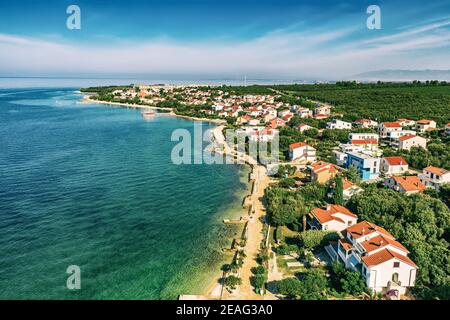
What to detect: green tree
<box><xmin>224</xmin><ymin>276</ymin><xmax>242</xmax><ymax>289</ymax></box>
<box><xmin>333</xmin><ymin>175</ymin><xmax>344</xmax><ymax>205</ymax></box>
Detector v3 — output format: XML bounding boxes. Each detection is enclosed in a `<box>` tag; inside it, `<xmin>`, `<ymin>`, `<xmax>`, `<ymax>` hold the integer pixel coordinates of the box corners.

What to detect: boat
<box><xmin>141</xmin><ymin>110</ymin><xmax>156</xmax><ymax>119</ymax></box>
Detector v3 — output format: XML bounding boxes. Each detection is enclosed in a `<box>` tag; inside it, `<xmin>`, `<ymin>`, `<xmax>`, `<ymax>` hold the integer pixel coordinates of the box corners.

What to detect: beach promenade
<box><xmin>209</xmin><ymin>126</ymin><xmax>276</xmax><ymax>300</ymax></box>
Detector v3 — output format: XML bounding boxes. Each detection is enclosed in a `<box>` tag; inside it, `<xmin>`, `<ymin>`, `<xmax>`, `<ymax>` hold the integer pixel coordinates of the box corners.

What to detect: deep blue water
<box><xmin>0</xmin><ymin>88</ymin><xmax>248</xmax><ymax>299</ymax></box>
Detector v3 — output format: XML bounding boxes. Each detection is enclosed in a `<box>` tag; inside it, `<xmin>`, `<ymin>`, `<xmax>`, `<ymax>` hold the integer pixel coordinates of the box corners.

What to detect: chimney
<box><xmin>326</xmin><ymin>204</ymin><xmax>331</xmax><ymax>211</ymax></box>
<box><xmin>361</xmin><ymin>227</ymin><xmax>365</xmax><ymax>235</ymax></box>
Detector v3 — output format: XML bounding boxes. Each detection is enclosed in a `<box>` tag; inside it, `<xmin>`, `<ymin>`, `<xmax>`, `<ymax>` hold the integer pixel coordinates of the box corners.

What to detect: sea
<box><xmin>0</xmin><ymin>82</ymin><xmax>251</xmax><ymax>299</ymax></box>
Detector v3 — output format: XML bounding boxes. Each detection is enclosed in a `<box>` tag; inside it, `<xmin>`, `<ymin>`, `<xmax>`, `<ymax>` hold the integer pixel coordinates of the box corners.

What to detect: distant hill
<box><xmin>351</xmin><ymin>70</ymin><xmax>450</xmax><ymax>82</ymax></box>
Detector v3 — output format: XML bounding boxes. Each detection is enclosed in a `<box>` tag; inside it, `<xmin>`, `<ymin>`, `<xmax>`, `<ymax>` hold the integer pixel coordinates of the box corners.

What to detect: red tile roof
<box><xmin>289</xmin><ymin>142</ymin><xmax>307</xmax><ymax>149</ymax></box>
<box><xmin>382</xmin><ymin>122</ymin><xmax>402</xmax><ymax>128</ymax></box>
<box><xmin>424</xmin><ymin>166</ymin><xmax>449</xmax><ymax>176</ymax></box>
<box><xmin>398</xmin><ymin>134</ymin><xmax>417</xmax><ymax>141</ymax></box>
<box><xmin>351</xmin><ymin>139</ymin><xmax>378</xmax><ymax>145</ymax></box>
<box><xmin>360</xmin><ymin>234</ymin><xmax>409</xmax><ymax>254</ymax></box>
<box><xmin>383</xmin><ymin>156</ymin><xmax>408</xmax><ymax>166</ymax></box>
<box><xmin>342</xmin><ymin>178</ymin><xmax>354</xmax><ymax>190</ymax></box>
<box><xmin>392</xmin><ymin>176</ymin><xmax>426</xmax><ymax>192</ymax></box>
<box><xmin>362</xmin><ymin>248</ymin><xmax>417</xmax><ymax>268</ymax></box>
<box><xmin>346</xmin><ymin>221</ymin><xmax>393</xmax><ymax>240</ymax></box>
<box><xmin>311</xmin><ymin>205</ymin><xmax>357</xmax><ymax>224</ymax></box>
<box><xmin>309</xmin><ymin>161</ymin><xmax>337</xmax><ymax>174</ymax></box>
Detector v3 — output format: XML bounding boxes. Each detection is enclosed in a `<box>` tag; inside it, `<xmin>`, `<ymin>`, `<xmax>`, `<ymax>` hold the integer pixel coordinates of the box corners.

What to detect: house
<box><xmin>394</xmin><ymin>135</ymin><xmax>427</xmax><ymax>151</ymax></box>
<box><xmin>314</xmin><ymin>105</ymin><xmax>331</xmax><ymax>116</ymax></box>
<box><xmin>418</xmin><ymin>166</ymin><xmax>450</xmax><ymax>191</ymax></box>
<box><xmin>381</xmin><ymin>157</ymin><xmax>409</xmax><ymax>175</ymax></box>
<box><xmin>333</xmin><ymin>143</ymin><xmax>382</xmax><ymax>166</ymax></box>
<box><xmin>295</xmin><ymin>123</ymin><xmax>313</xmax><ymax>133</ymax></box>
<box><xmin>388</xmin><ymin>130</ymin><xmax>416</xmax><ymax>140</ymax></box>
<box><xmin>350</xmin><ymin>139</ymin><xmax>379</xmax><ymax>150</ymax></box>
<box><xmin>384</xmin><ymin>176</ymin><xmax>426</xmax><ymax>195</ymax></box>
<box><xmin>297</xmin><ymin>107</ymin><xmax>313</xmax><ymax>118</ymax></box>
<box><xmin>249</xmin><ymin>128</ymin><xmax>278</xmax><ymax>143</ymax></box>
<box><xmin>289</xmin><ymin>142</ymin><xmax>317</xmax><ymax>162</ymax></box>
<box><xmin>308</xmin><ymin>204</ymin><xmax>358</xmax><ymax>232</ymax></box>
<box><xmin>277</xmin><ymin>109</ymin><xmax>292</xmax><ymax>118</ymax></box>
<box><xmin>236</xmin><ymin>115</ymin><xmax>252</xmax><ymax>125</ymax></box>
<box><xmin>342</xmin><ymin>178</ymin><xmax>363</xmax><ymax>200</ymax></box>
<box><xmin>355</xmin><ymin>119</ymin><xmax>378</xmax><ymax>128</ymax></box>
<box><xmin>327</xmin><ymin>119</ymin><xmax>352</xmax><ymax>130</ymax></box>
<box><xmin>446</xmin><ymin>123</ymin><xmax>450</xmax><ymax>136</ymax></box>
<box><xmin>397</xmin><ymin>119</ymin><xmax>416</xmax><ymax>127</ymax></box>
<box><xmin>308</xmin><ymin>161</ymin><xmax>338</xmax><ymax>184</ymax></box>
<box><xmin>248</xmin><ymin>118</ymin><xmax>262</xmax><ymax>126</ymax></box>
<box><xmin>267</xmin><ymin>117</ymin><xmax>286</xmax><ymax>129</ymax></box>
<box><xmin>345</xmin><ymin>152</ymin><xmax>381</xmax><ymax>181</ymax></box>
<box><xmin>349</xmin><ymin>133</ymin><xmax>379</xmax><ymax>142</ymax></box>
<box><xmin>327</xmin><ymin>221</ymin><xmax>417</xmax><ymax>297</ymax></box>
<box><xmin>378</xmin><ymin>122</ymin><xmax>402</xmax><ymax>138</ymax></box>
<box><xmin>416</xmin><ymin>119</ymin><xmax>436</xmax><ymax>132</ymax></box>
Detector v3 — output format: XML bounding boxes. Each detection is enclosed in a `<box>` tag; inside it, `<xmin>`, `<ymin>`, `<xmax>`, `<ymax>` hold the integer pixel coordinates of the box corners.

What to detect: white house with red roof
<box><xmin>416</xmin><ymin>119</ymin><xmax>436</xmax><ymax>132</ymax></box>
<box><xmin>393</xmin><ymin>134</ymin><xmax>427</xmax><ymax>150</ymax></box>
<box><xmin>267</xmin><ymin>117</ymin><xmax>286</xmax><ymax>129</ymax></box>
<box><xmin>342</xmin><ymin>178</ymin><xmax>364</xmax><ymax>200</ymax></box>
<box><xmin>328</xmin><ymin>221</ymin><xmax>417</xmax><ymax>296</ymax></box>
<box><xmin>378</xmin><ymin>122</ymin><xmax>402</xmax><ymax>138</ymax></box>
<box><xmin>418</xmin><ymin>166</ymin><xmax>450</xmax><ymax>191</ymax></box>
<box><xmin>314</xmin><ymin>105</ymin><xmax>331</xmax><ymax>116</ymax></box>
<box><xmin>297</xmin><ymin>107</ymin><xmax>313</xmax><ymax>118</ymax></box>
<box><xmin>295</xmin><ymin>123</ymin><xmax>314</xmax><ymax>133</ymax></box>
<box><xmin>384</xmin><ymin>176</ymin><xmax>427</xmax><ymax>195</ymax></box>
<box><xmin>381</xmin><ymin>157</ymin><xmax>409</xmax><ymax>175</ymax></box>
<box><xmin>397</xmin><ymin>118</ymin><xmax>416</xmax><ymax>127</ymax></box>
<box><xmin>308</xmin><ymin>204</ymin><xmax>358</xmax><ymax>232</ymax></box>
<box><xmin>289</xmin><ymin>142</ymin><xmax>316</xmax><ymax>162</ymax></box>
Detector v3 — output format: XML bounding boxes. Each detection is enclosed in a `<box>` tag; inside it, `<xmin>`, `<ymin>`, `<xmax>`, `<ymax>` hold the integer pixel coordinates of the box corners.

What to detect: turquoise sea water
<box><xmin>0</xmin><ymin>88</ymin><xmax>248</xmax><ymax>299</ymax></box>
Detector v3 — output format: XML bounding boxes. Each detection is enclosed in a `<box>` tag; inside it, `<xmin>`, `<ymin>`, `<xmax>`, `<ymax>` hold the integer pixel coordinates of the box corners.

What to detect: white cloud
<box><xmin>0</xmin><ymin>19</ymin><xmax>449</xmax><ymax>79</ymax></box>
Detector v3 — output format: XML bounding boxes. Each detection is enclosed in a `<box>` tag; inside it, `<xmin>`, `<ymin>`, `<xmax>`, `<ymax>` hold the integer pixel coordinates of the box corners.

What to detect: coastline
<box><xmin>82</xmin><ymin>93</ymin><xmax>273</xmax><ymax>300</ymax></box>
<box><xmin>82</xmin><ymin>93</ymin><xmax>255</xmax><ymax>299</ymax></box>
<box><xmin>81</xmin><ymin>95</ymin><xmax>227</xmax><ymax>125</ymax></box>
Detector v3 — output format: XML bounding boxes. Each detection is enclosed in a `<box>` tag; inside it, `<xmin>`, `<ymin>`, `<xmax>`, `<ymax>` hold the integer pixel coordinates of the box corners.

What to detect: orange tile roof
<box><xmin>416</xmin><ymin>119</ymin><xmax>433</xmax><ymax>124</ymax></box>
<box><xmin>342</xmin><ymin>178</ymin><xmax>354</xmax><ymax>190</ymax></box>
<box><xmin>398</xmin><ymin>134</ymin><xmax>417</xmax><ymax>141</ymax></box>
<box><xmin>392</xmin><ymin>176</ymin><xmax>426</xmax><ymax>192</ymax></box>
<box><xmin>289</xmin><ymin>142</ymin><xmax>307</xmax><ymax>149</ymax></box>
<box><xmin>346</xmin><ymin>221</ymin><xmax>393</xmax><ymax>240</ymax></box>
<box><xmin>424</xmin><ymin>166</ymin><xmax>449</xmax><ymax>176</ymax></box>
<box><xmin>383</xmin><ymin>156</ymin><xmax>408</xmax><ymax>166</ymax></box>
<box><xmin>362</xmin><ymin>248</ymin><xmax>417</xmax><ymax>268</ymax></box>
<box><xmin>311</xmin><ymin>205</ymin><xmax>357</xmax><ymax>224</ymax></box>
<box><xmin>360</xmin><ymin>234</ymin><xmax>409</xmax><ymax>254</ymax></box>
<box><xmin>351</xmin><ymin>139</ymin><xmax>378</xmax><ymax>145</ymax></box>
<box><xmin>383</xmin><ymin>122</ymin><xmax>402</xmax><ymax>128</ymax></box>
<box><xmin>309</xmin><ymin>161</ymin><xmax>337</xmax><ymax>174</ymax></box>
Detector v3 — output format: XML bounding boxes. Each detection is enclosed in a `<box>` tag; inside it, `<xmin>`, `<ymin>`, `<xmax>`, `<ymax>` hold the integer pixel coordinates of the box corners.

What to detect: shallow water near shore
<box><xmin>0</xmin><ymin>88</ymin><xmax>249</xmax><ymax>299</ymax></box>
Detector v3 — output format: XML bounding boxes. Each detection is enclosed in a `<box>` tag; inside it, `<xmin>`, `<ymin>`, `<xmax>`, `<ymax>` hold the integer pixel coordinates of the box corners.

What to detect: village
<box><xmin>87</xmin><ymin>84</ymin><xmax>450</xmax><ymax>301</ymax></box>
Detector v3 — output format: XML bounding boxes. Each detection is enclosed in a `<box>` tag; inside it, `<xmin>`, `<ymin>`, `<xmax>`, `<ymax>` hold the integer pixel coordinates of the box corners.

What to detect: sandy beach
<box><xmin>203</xmin><ymin>126</ymin><xmax>274</xmax><ymax>300</ymax></box>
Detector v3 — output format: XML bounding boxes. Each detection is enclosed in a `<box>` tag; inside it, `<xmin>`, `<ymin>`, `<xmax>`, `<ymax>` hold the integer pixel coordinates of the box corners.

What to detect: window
<box><xmin>392</xmin><ymin>273</ymin><xmax>399</xmax><ymax>283</ymax></box>
<box><xmin>393</xmin><ymin>262</ymin><xmax>400</xmax><ymax>268</ymax></box>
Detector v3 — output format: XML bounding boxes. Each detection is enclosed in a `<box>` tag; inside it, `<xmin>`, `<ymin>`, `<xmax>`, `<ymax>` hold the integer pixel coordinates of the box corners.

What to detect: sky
<box><xmin>0</xmin><ymin>0</ymin><xmax>449</xmax><ymax>80</ymax></box>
